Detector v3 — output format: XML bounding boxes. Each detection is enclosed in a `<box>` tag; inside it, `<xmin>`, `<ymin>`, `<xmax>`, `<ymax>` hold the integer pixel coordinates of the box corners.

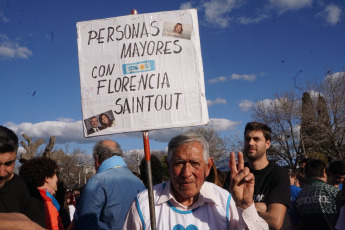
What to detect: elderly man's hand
<box><xmin>229</xmin><ymin>152</ymin><xmax>255</xmax><ymax>209</ymax></box>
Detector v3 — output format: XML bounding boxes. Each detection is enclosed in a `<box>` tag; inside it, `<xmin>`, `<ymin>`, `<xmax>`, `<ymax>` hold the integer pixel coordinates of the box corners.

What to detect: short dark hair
<box><xmin>328</xmin><ymin>161</ymin><xmax>345</xmax><ymax>175</ymax></box>
<box><xmin>139</xmin><ymin>155</ymin><xmax>163</xmax><ymax>188</ymax></box>
<box><xmin>305</xmin><ymin>159</ymin><xmax>327</xmax><ymax>179</ymax></box>
<box><xmin>244</xmin><ymin>121</ymin><xmax>272</xmax><ymax>141</ymax></box>
<box><xmin>0</xmin><ymin>126</ymin><xmax>19</xmax><ymax>153</ymax></box>
<box><xmin>19</xmin><ymin>157</ymin><xmax>58</xmax><ymax>187</ymax></box>
<box><xmin>93</xmin><ymin>140</ymin><xmax>123</xmax><ymax>165</ymax></box>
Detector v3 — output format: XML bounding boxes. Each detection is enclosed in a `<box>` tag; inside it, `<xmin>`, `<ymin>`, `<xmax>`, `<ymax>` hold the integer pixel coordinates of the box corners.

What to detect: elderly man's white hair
<box><xmin>167</xmin><ymin>132</ymin><xmax>210</xmax><ymax>163</ymax></box>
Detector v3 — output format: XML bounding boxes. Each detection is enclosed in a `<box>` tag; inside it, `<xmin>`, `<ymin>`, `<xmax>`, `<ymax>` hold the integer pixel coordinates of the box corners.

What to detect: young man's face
<box><xmin>0</xmin><ymin>151</ymin><xmax>16</xmax><ymax>188</ymax></box>
<box><xmin>243</xmin><ymin>130</ymin><xmax>270</xmax><ymax>161</ymax></box>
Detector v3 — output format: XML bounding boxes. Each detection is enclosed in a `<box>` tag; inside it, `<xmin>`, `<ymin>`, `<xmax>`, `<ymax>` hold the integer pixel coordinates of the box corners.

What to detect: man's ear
<box><xmin>323</xmin><ymin>168</ymin><xmax>327</xmax><ymax>179</ymax></box>
<box><xmin>205</xmin><ymin>158</ymin><xmax>214</xmax><ymax>177</ymax></box>
<box><xmin>266</xmin><ymin>139</ymin><xmax>271</xmax><ymax>150</ymax></box>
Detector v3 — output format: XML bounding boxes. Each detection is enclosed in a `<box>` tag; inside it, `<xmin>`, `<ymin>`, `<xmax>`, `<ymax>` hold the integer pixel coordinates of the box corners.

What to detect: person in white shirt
<box><xmin>122</xmin><ymin>132</ymin><xmax>268</xmax><ymax>230</ymax></box>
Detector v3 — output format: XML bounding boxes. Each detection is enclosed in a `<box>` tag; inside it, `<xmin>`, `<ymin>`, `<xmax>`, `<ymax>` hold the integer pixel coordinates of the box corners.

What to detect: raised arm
<box><xmin>229</xmin><ymin>152</ymin><xmax>254</xmax><ymax>209</ymax></box>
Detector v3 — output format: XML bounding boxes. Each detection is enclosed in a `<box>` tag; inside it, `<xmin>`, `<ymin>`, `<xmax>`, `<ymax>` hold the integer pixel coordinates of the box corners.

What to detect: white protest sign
<box><xmin>77</xmin><ymin>9</ymin><xmax>209</xmax><ymax>137</ymax></box>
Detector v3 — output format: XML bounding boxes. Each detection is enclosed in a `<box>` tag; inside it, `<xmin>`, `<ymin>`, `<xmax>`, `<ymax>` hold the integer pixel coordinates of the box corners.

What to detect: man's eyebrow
<box><xmin>0</xmin><ymin>160</ymin><xmax>15</xmax><ymax>165</ymax></box>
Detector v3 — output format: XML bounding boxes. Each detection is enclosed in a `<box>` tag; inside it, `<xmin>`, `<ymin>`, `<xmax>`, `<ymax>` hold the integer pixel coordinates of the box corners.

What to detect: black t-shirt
<box><xmin>0</xmin><ymin>174</ymin><xmax>46</xmax><ymax>228</ymax></box>
<box><xmin>223</xmin><ymin>161</ymin><xmax>291</xmax><ymax>208</ymax></box>
<box><xmin>249</xmin><ymin>162</ymin><xmax>291</xmax><ymax>208</ymax></box>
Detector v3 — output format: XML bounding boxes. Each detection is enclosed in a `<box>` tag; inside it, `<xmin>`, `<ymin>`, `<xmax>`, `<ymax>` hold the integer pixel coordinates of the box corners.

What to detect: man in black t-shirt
<box><xmin>0</xmin><ymin>126</ymin><xmax>46</xmax><ymax>230</ymax></box>
<box><xmin>228</xmin><ymin>122</ymin><xmax>291</xmax><ymax>230</ymax></box>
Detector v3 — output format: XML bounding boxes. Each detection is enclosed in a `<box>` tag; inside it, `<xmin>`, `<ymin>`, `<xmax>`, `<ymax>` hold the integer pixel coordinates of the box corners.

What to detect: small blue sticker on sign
<box><xmin>122</xmin><ymin>60</ymin><xmax>155</xmax><ymax>74</ymax></box>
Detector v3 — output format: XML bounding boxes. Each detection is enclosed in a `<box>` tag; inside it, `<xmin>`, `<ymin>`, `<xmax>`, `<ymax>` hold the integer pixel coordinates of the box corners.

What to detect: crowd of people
<box><xmin>1</xmin><ymin>122</ymin><xmax>344</xmax><ymax>230</ymax></box>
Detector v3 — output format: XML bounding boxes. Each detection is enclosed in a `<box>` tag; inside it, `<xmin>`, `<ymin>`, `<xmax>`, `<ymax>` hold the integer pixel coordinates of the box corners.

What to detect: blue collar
<box><xmin>46</xmin><ymin>191</ymin><xmax>60</xmax><ymax>211</ymax></box>
<box><xmin>97</xmin><ymin>155</ymin><xmax>127</xmax><ymax>173</ymax></box>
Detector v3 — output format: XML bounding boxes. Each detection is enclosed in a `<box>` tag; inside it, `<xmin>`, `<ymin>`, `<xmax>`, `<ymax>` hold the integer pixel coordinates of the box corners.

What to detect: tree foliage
<box><xmin>252</xmin><ymin>71</ymin><xmax>345</xmax><ymax>166</ymax></box>
<box><xmin>253</xmin><ymin>90</ymin><xmax>302</xmax><ymax>168</ymax></box>
<box><xmin>192</xmin><ymin>127</ymin><xmax>232</xmax><ymax>162</ymax></box>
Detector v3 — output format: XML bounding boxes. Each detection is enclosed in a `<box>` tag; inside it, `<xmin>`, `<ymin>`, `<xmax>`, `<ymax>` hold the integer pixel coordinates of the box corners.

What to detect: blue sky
<box><xmin>1</xmin><ymin>0</ymin><xmax>344</xmax><ymax>154</ymax></box>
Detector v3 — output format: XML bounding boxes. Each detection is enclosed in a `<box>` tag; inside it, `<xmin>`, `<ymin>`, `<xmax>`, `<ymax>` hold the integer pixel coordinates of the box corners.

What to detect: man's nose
<box><xmin>248</xmin><ymin>138</ymin><xmax>255</xmax><ymax>145</ymax></box>
<box><xmin>181</xmin><ymin>163</ymin><xmax>192</xmax><ymax>178</ymax></box>
<box><xmin>0</xmin><ymin>165</ymin><xmax>7</xmax><ymax>177</ymax></box>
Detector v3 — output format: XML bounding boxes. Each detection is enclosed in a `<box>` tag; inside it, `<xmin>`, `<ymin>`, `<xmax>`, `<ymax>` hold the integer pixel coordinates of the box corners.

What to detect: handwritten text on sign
<box><xmin>77</xmin><ymin>9</ymin><xmax>209</xmax><ymax>137</ymax></box>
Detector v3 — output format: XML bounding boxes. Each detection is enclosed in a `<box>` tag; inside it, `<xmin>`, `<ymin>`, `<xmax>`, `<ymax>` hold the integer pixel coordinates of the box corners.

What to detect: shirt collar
<box><xmin>97</xmin><ymin>155</ymin><xmax>126</xmax><ymax>173</ymax></box>
<box><xmin>156</xmin><ymin>181</ymin><xmax>220</xmax><ymax>211</ymax></box>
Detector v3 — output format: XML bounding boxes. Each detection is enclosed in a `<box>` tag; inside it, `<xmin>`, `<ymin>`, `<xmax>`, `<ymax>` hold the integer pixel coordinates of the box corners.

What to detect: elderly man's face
<box><xmin>169</xmin><ymin>142</ymin><xmax>213</xmax><ymax>206</ymax></box>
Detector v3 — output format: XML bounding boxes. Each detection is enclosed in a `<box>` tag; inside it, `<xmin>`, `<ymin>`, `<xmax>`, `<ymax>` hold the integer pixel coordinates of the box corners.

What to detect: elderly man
<box><xmin>123</xmin><ymin>132</ymin><xmax>268</xmax><ymax>230</ymax></box>
<box><xmin>0</xmin><ymin>126</ymin><xmax>46</xmax><ymax>230</ymax></box>
<box><xmin>74</xmin><ymin>140</ymin><xmax>145</xmax><ymax>230</ymax></box>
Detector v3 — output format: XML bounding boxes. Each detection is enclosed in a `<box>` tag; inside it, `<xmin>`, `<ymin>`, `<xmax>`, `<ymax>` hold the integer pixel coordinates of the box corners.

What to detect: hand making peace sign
<box><xmin>229</xmin><ymin>152</ymin><xmax>255</xmax><ymax>209</ymax></box>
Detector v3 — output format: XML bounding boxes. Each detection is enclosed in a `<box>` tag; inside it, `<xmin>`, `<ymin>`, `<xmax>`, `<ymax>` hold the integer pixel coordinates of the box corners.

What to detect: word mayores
<box><xmin>121</xmin><ymin>40</ymin><xmax>181</xmax><ymax>59</ymax></box>
<box><xmin>87</xmin><ymin>21</ymin><xmax>182</xmax><ymax>58</ymax></box>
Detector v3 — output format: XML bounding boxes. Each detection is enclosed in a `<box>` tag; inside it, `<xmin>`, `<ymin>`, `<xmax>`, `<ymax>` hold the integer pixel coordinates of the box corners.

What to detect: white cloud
<box><xmin>268</xmin><ymin>0</ymin><xmax>313</xmax><ymax>14</ymax></box>
<box><xmin>231</xmin><ymin>73</ymin><xmax>256</xmax><ymax>81</ymax></box>
<box><xmin>308</xmin><ymin>89</ymin><xmax>322</xmax><ymax>99</ymax></box>
<box><xmin>255</xmin><ymin>98</ymin><xmax>278</xmax><ymax>110</ymax></box>
<box><xmin>0</xmin><ymin>11</ymin><xmax>9</xmax><ymax>23</ymax></box>
<box><xmin>239</xmin><ymin>99</ymin><xmax>253</xmax><ymax>112</ymax></box>
<box><xmin>3</xmin><ymin>117</ymin><xmax>239</xmax><ymax>146</ymax></box>
<box><xmin>201</xmin><ymin>0</ymin><xmax>244</xmax><ymax>28</ymax></box>
<box><xmin>318</xmin><ymin>4</ymin><xmax>342</xmax><ymax>25</ymax></box>
<box><xmin>180</xmin><ymin>2</ymin><xmax>194</xmax><ymax>10</ymax></box>
<box><xmin>237</xmin><ymin>13</ymin><xmax>269</xmax><ymax>25</ymax></box>
<box><xmin>4</xmin><ymin>120</ymin><xmax>86</xmax><ymax>144</ymax></box>
<box><xmin>325</xmin><ymin>71</ymin><xmax>345</xmax><ymax>81</ymax></box>
<box><xmin>208</xmin><ymin>76</ymin><xmax>228</xmax><ymax>84</ymax></box>
<box><xmin>207</xmin><ymin>118</ymin><xmax>241</xmax><ymax>131</ymax></box>
<box><xmin>207</xmin><ymin>97</ymin><xmax>227</xmax><ymax>106</ymax></box>
<box><xmin>0</xmin><ymin>35</ymin><xmax>32</xmax><ymax>59</ymax></box>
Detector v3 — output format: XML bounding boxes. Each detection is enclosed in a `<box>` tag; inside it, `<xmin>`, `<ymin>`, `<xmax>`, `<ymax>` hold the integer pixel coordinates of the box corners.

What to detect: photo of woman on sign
<box><xmin>99</xmin><ymin>113</ymin><xmax>115</xmax><ymax>129</ymax></box>
<box><xmin>173</xmin><ymin>23</ymin><xmax>183</xmax><ymax>35</ymax></box>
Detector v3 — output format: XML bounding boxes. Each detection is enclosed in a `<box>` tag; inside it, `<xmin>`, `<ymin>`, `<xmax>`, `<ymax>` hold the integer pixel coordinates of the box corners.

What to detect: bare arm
<box><xmin>0</xmin><ymin>213</ymin><xmax>45</xmax><ymax>230</ymax></box>
<box><xmin>255</xmin><ymin>203</ymin><xmax>286</xmax><ymax>230</ymax></box>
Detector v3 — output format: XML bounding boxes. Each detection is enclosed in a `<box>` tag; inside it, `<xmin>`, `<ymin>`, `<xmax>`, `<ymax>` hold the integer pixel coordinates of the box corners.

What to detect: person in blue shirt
<box><xmin>73</xmin><ymin>140</ymin><xmax>145</xmax><ymax>230</ymax></box>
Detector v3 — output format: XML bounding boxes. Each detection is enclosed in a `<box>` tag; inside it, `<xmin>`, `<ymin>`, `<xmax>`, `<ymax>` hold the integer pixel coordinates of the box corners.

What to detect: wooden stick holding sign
<box><xmin>142</xmin><ymin>131</ymin><xmax>157</xmax><ymax>230</ymax></box>
<box><xmin>130</xmin><ymin>9</ymin><xmax>156</xmax><ymax>230</ymax></box>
